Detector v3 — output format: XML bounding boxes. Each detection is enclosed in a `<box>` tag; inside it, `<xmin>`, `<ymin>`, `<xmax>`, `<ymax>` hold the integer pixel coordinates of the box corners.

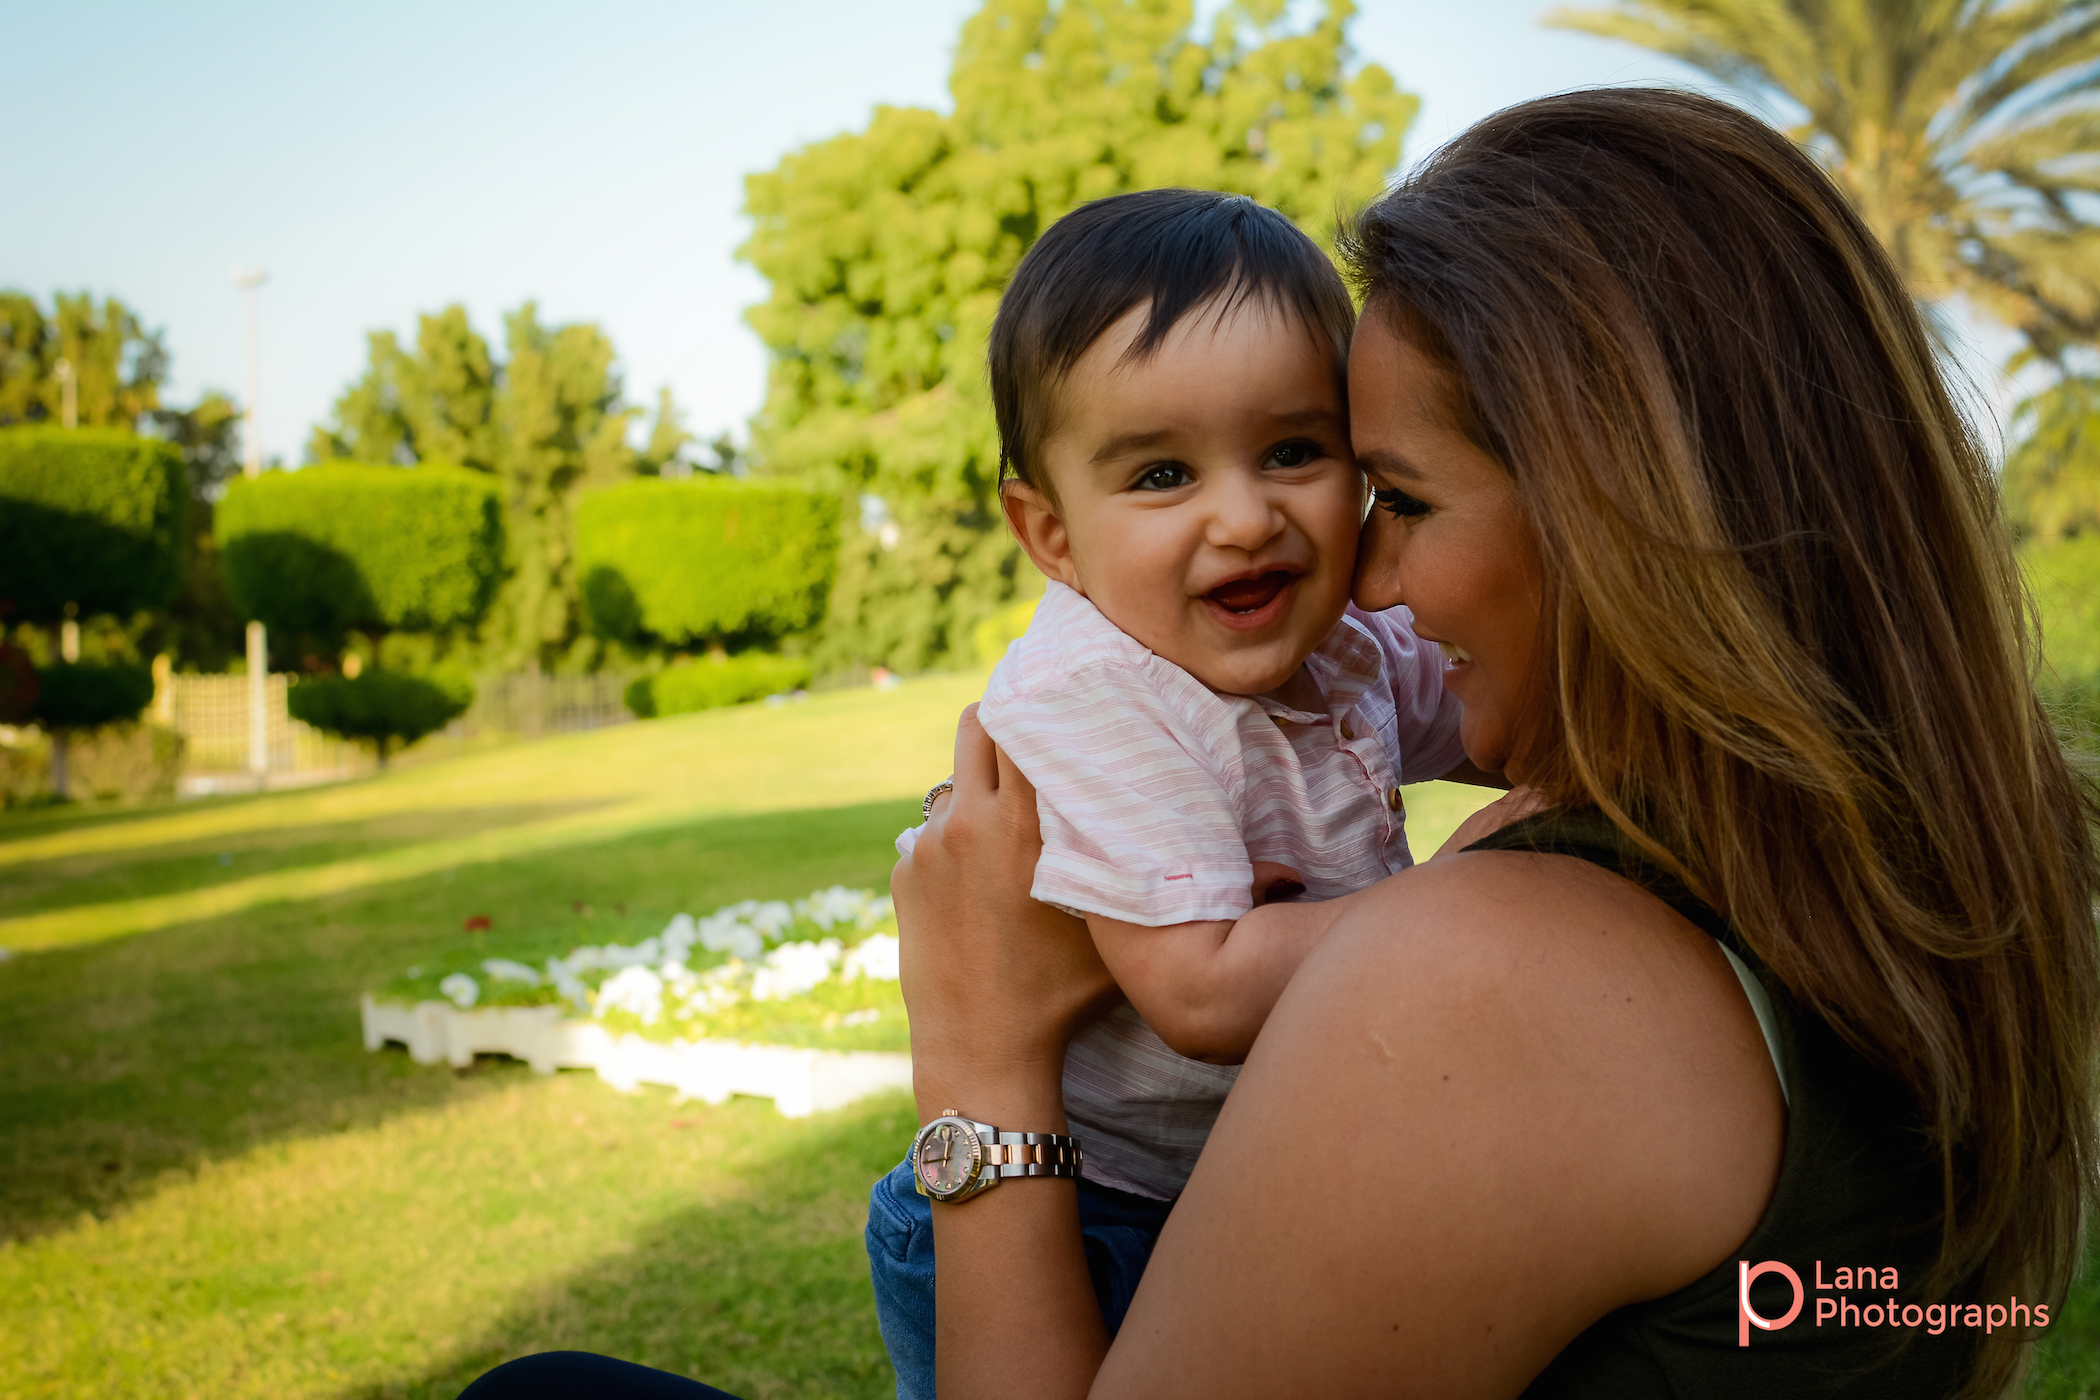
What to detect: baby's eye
<box><xmin>1134</xmin><ymin>463</ymin><xmax>1193</xmax><ymax>492</ymax></box>
<box><xmin>1267</xmin><ymin>441</ymin><xmax>1318</xmax><ymax>469</ymax></box>
<box><xmin>1371</xmin><ymin>487</ymin><xmax>1430</xmax><ymax>519</ymax></box>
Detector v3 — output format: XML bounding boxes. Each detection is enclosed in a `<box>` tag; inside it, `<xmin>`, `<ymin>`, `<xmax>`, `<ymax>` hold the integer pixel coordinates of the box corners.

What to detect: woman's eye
<box><xmin>1371</xmin><ymin>487</ymin><xmax>1430</xmax><ymax>519</ymax></box>
<box><xmin>1267</xmin><ymin>441</ymin><xmax>1317</xmax><ymax>469</ymax></box>
<box><xmin>1135</xmin><ymin>464</ymin><xmax>1192</xmax><ymax>492</ymax></box>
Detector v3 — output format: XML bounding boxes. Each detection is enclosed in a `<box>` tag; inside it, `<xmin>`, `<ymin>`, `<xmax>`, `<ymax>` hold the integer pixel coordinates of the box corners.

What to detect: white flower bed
<box><xmin>362</xmin><ymin>886</ymin><xmax>911</xmax><ymax>1117</ymax></box>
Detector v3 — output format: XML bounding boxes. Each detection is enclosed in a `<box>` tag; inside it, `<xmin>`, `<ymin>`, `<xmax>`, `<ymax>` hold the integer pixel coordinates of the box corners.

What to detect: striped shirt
<box><xmin>899</xmin><ymin>580</ymin><xmax>1466</xmax><ymax>1198</ymax></box>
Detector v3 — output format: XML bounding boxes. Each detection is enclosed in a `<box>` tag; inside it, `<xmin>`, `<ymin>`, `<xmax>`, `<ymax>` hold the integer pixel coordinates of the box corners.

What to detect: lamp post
<box><xmin>53</xmin><ymin>356</ymin><xmax>76</xmax><ymax>429</ymax></box>
<box><xmin>233</xmin><ymin>267</ymin><xmax>269</xmax><ymax>780</ymax></box>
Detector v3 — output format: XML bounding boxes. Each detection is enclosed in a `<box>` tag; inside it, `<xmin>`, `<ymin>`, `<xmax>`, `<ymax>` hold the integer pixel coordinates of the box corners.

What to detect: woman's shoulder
<box><xmin>1103</xmin><ymin>850</ymin><xmax>1786</xmax><ymax>1395</ymax></box>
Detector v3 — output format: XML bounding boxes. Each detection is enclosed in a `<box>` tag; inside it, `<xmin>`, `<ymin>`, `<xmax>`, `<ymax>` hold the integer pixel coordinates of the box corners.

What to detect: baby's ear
<box><xmin>1000</xmin><ymin>481</ymin><xmax>1079</xmax><ymax>589</ymax></box>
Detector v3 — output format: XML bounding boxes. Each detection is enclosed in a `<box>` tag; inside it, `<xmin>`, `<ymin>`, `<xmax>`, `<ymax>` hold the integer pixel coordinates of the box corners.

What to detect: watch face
<box><xmin>916</xmin><ymin>1119</ymin><xmax>982</xmax><ymax>1199</ymax></box>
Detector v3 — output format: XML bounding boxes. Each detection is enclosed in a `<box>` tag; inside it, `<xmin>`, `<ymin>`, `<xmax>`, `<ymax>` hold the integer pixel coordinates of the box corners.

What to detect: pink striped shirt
<box><xmin>900</xmin><ymin>580</ymin><xmax>1466</xmax><ymax>1197</ymax></box>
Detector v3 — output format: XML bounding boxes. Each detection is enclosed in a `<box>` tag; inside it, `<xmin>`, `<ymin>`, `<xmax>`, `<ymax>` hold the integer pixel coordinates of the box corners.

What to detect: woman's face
<box><xmin>1348</xmin><ymin>311</ymin><xmax>1546</xmax><ymax>780</ymax></box>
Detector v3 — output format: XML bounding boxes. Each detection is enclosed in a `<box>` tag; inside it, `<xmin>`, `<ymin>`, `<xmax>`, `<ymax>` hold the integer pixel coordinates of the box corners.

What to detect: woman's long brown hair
<box><xmin>1344</xmin><ymin>88</ymin><xmax>2100</xmax><ymax>1395</ymax></box>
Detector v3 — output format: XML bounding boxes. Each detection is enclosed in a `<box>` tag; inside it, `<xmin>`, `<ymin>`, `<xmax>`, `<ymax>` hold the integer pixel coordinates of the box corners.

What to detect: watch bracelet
<box><xmin>983</xmin><ymin>1129</ymin><xmax>1084</xmax><ymax>1178</ymax></box>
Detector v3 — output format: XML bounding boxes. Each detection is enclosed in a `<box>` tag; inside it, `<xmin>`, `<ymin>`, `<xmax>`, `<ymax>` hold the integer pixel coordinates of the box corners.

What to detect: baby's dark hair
<box><xmin>988</xmin><ymin>188</ymin><xmax>1357</xmax><ymax>495</ymax></box>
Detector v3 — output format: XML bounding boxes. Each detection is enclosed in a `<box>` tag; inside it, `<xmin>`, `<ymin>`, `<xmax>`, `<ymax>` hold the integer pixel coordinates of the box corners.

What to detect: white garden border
<box><xmin>360</xmin><ymin>994</ymin><xmax>912</xmax><ymax>1118</ymax></box>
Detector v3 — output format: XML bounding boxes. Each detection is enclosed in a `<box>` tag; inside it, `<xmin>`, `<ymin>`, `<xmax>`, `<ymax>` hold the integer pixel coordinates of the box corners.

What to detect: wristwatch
<box><xmin>910</xmin><ymin>1110</ymin><xmax>1084</xmax><ymax>1204</ymax></box>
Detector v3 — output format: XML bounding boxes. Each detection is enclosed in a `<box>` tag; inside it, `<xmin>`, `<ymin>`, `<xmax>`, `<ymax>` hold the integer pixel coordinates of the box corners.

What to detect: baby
<box><xmin>869</xmin><ymin>188</ymin><xmax>1475</xmax><ymax>1398</ymax></box>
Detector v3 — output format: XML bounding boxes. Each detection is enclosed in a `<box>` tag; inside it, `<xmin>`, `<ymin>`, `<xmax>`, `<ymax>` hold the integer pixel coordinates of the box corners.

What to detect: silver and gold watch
<box><xmin>910</xmin><ymin>1110</ymin><xmax>1083</xmax><ymax>1204</ymax></box>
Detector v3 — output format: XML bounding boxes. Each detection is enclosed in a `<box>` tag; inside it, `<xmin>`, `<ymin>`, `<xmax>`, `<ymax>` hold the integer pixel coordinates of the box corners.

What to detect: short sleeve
<box><xmin>1349</xmin><ymin>605</ymin><xmax>1469</xmax><ymax>783</ymax></box>
<box><xmin>979</xmin><ymin>658</ymin><xmax>1255</xmax><ymax>926</ymax></box>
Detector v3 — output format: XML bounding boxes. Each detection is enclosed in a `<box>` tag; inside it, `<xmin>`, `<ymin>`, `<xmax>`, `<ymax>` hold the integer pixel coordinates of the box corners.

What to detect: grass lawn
<box><xmin>0</xmin><ymin>668</ymin><xmax>1508</xmax><ymax>1399</ymax></box>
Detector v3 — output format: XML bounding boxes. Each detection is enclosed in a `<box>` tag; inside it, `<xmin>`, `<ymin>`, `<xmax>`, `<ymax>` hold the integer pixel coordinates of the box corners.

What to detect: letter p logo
<box><xmin>1739</xmin><ymin>1261</ymin><xmax>1804</xmax><ymax>1347</ymax></box>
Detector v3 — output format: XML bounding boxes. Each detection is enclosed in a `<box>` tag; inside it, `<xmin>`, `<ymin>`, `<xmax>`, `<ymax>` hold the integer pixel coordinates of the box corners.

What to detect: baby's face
<box><xmin>1019</xmin><ymin>296</ymin><xmax>1362</xmax><ymax>697</ymax></box>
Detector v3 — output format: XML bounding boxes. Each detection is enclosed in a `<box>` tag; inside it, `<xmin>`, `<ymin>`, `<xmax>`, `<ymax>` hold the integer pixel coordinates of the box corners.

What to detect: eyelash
<box><xmin>1135</xmin><ymin>463</ymin><xmax>1192</xmax><ymax>491</ymax></box>
<box><xmin>1372</xmin><ymin>487</ymin><xmax>1430</xmax><ymax>519</ymax></box>
<box><xmin>1132</xmin><ymin>441</ymin><xmax>1324</xmax><ymax>492</ymax></box>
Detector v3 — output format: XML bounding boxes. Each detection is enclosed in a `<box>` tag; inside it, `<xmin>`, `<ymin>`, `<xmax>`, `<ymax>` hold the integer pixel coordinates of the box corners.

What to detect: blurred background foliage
<box><xmin>10</xmin><ymin>0</ymin><xmax>2100</xmax><ymax>733</ymax></box>
<box><xmin>739</xmin><ymin>0</ymin><xmax>1416</xmax><ymax>673</ymax></box>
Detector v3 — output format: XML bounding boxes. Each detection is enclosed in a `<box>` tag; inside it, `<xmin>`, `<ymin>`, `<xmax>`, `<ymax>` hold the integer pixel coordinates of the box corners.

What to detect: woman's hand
<box><xmin>892</xmin><ymin>704</ymin><xmax>1118</xmax><ymax>1122</ymax></box>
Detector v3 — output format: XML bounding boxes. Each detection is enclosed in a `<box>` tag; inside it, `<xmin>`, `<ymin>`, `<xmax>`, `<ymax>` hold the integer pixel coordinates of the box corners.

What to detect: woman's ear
<box><xmin>1000</xmin><ymin>481</ymin><xmax>1081</xmax><ymax>591</ymax></box>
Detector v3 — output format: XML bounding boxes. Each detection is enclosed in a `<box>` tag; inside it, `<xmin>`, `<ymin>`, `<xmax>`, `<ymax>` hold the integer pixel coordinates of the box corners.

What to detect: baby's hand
<box><xmin>1251</xmin><ymin>862</ymin><xmax>1308</xmax><ymax>905</ymax></box>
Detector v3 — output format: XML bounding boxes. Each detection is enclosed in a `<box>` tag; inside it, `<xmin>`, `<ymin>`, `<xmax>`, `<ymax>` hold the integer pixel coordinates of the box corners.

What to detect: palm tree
<box><xmin>1550</xmin><ymin>0</ymin><xmax>2100</xmax><ymax>358</ymax></box>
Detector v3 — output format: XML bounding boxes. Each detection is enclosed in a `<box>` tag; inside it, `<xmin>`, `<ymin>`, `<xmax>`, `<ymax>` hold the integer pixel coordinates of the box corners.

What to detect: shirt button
<box><xmin>1271</xmin><ymin>714</ymin><xmax>1291</xmax><ymax>727</ymax></box>
<box><xmin>1387</xmin><ymin>786</ymin><xmax>1404</xmax><ymax>814</ymax></box>
<box><xmin>1340</xmin><ymin>720</ymin><xmax>1356</xmax><ymax>740</ymax></box>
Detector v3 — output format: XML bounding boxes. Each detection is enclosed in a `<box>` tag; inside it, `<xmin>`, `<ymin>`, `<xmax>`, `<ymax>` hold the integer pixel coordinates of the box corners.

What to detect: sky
<box><xmin>8</xmin><ymin>1</ymin><xmax>2014</xmax><ymax>465</ymax></box>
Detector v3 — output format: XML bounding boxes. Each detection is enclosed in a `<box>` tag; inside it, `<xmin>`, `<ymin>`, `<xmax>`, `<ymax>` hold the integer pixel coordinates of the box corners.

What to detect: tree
<box><xmin>146</xmin><ymin>391</ymin><xmax>247</xmax><ymax>671</ymax></box>
<box><xmin>215</xmin><ymin>463</ymin><xmax>504</xmax><ymax>658</ymax></box>
<box><xmin>309</xmin><ymin>302</ymin><xmax>654</xmax><ymax>669</ymax></box>
<box><xmin>577</xmin><ymin>477</ymin><xmax>841</xmax><ymax>650</ymax></box>
<box><xmin>490</xmin><ymin>304</ymin><xmax>639</xmax><ymax>667</ymax></box>
<box><xmin>0</xmin><ymin>291</ymin><xmax>167</xmax><ymax>428</ymax></box>
<box><xmin>306</xmin><ymin>305</ymin><xmax>499</xmax><ymax>472</ymax></box>
<box><xmin>739</xmin><ymin>0</ymin><xmax>1416</xmax><ymax>672</ymax></box>
<box><xmin>1549</xmin><ymin>0</ymin><xmax>2100</xmax><ymax>359</ymax></box>
<box><xmin>0</xmin><ymin>428</ymin><xmax>188</xmax><ymax>630</ymax></box>
<box><xmin>32</xmin><ymin>661</ymin><xmax>154</xmax><ymax>799</ymax></box>
<box><xmin>286</xmin><ymin>669</ymin><xmax>472</xmax><ymax>768</ymax></box>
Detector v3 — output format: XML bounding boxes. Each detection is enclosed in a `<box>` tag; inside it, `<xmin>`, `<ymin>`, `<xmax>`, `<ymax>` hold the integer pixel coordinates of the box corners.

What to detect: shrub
<box><xmin>626</xmin><ymin>654</ymin><xmax>814</xmax><ymax>719</ymax></box>
<box><xmin>0</xmin><ymin>427</ymin><xmax>187</xmax><ymax>622</ymax></box>
<box><xmin>287</xmin><ymin>669</ymin><xmax>474</xmax><ymax>765</ymax></box>
<box><xmin>33</xmin><ymin>661</ymin><xmax>155</xmax><ymax>732</ymax></box>
<box><xmin>216</xmin><ymin>463</ymin><xmax>503</xmax><ymax>639</ymax></box>
<box><xmin>66</xmin><ymin>722</ymin><xmax>187</xmax><ymax>801</ymax></box>
<box><xmin>577</xmin><ymin>478</ymin><xmax>840</xmax><ymax>647</ymax></box>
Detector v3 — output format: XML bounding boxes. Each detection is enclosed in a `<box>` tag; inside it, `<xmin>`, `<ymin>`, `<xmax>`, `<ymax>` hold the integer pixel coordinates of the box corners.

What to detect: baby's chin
<box><xmin>1165</xmin><ymin>647</ymin><xmax>1307</xmax><ymax>700</ymax></box>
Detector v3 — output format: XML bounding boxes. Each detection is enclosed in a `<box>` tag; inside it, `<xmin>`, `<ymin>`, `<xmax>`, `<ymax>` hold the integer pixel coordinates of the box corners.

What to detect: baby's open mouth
<box><xmin>1207</xmin><ymin>571</ymin><xmax>1294</xmax><ymax>614</ymax></box>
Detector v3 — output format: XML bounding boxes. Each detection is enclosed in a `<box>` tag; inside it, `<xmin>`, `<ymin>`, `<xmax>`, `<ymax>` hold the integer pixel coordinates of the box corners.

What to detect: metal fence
<box><xmin>154</xmin><ymin>670</ymin><xmax>637</xmax><ymax>781</ymax></box>
<box><xmin>454</xmin><ymin>671</ymin><xmax>636</xmax><ymax>739</ymax></box>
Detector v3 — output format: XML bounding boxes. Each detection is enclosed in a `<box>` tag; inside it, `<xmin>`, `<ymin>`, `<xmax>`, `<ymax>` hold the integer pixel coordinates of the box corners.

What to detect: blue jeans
<box><xmin>865</xmin><ymin>1155</ymin><xmax>1174</xmax><ymax>1400</ymax></box>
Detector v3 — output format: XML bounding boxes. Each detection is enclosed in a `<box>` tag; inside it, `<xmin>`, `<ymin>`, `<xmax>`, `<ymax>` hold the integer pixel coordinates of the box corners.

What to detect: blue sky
<box><xmin>9</xmin><ymin>1</ymin><xmax>1858</xmax><ymax>465</ymax></box>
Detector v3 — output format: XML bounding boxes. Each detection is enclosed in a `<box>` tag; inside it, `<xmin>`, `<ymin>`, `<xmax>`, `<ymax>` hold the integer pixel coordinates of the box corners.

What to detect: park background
<box><xmin>10</xmin><ymin>0</ymin><xmax>2100</xmax><ymax>1395</ymax></box>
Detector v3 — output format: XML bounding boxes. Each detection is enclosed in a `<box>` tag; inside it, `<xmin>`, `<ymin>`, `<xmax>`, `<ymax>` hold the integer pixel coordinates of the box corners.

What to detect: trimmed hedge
<box><xmin>0</xmin><ymin>427</ymin><xmax>187</xmax><ymax>622</ymax></box>
<box><xmin>287</xmin><ymin>669</ymin><xmax>474</xmax><ymax>763</ymax></box>
<box><xmin>577</xmin><ymin>478</ymin><xmax>841</xmax><ymax>646</ymax></box>
<box><xmin>625</xmin><ymin>654</ymin><xmax>814</xmax><ymax>718</ymax></box>
<box><xmin>216</xmin><ymin>463</ymin><xmax>503</xmax><ymax>637</ymax></box>
<box><xmin>32</xmin><ymin>661</ymin><xmax>155</xmax><ymax>732</ymax></box>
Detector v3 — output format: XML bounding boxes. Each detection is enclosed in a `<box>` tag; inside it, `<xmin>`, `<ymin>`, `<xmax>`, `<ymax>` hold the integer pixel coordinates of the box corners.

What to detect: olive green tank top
<box><xmin>1468</xmin><ymin>809</ymin><xmax>1975</xmax><ymax>1398</ymax></box>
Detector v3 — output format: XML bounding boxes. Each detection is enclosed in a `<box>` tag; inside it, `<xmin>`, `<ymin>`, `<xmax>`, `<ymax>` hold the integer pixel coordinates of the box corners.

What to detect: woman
<box><xmin>889</xmin><ymin>88</ymin><xmax>2100</xmax><ymax>1398</ymax></box>
<box><xmin>462</xmin><ymin>88</ymin><xmax>2098</xmax><ymax>1398</ymax></box>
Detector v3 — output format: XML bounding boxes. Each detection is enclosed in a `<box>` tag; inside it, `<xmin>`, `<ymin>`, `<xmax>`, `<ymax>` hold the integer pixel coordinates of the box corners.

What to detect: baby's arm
<box><xmin>1084</xmin><ymin>878</ymin><xmax>1362</xmax><ymax>1065</ymax></box>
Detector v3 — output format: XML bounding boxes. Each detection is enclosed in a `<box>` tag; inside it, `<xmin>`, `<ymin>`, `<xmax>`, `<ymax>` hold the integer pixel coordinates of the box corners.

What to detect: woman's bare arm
<box><xmin>1094</xmin><ymin>851</ymin><xmax>1784</xmax><ymax>1397</ymax></box>
<box><xmin>897</xmin><ymin>715</ymin><xmax>1782</xmax><ymax>1398</ymax></box>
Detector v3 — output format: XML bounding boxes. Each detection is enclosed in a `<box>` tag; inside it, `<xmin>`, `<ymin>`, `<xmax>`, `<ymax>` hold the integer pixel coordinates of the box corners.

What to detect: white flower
<box><xmin>546</xmin><ymin>958</ymin><xmax>591</xmax><ymax>1014</ymax></box>
<box><xmin>798</xmin><ymin>885</ymin><xmax>870</xmax><ymax>931</ymax></box>
<box><xmin>749</xmin><ymin>901</ymin><xmax>796</xmax><ymax>941</ymax></box>
<box><xmin>660</xmin><ymin>913</ymin><xmax>697</xmax><ymax>958</ymax></box>
<box><xmin>697</xmin><ymin>910</ymin><xmax>763</xmax><ymax>960</ymax></box>
<box><xmin>598</xmin><ymin>965</ymin><xmax>666</xmax><ymax>1025</ymax></box>
<box><xmin>843</xmin><ymin>933</ymin><xmax>900</xmax><ymax>981</ymax></box>
<box><xmin>481</xmin><ymin>958</ymin><xmax>541</xmax><ymax>986</ymax></box>
<box><xmin>439</xmin><ymin>973</ymin><xmax>480</xmax><ymax>1009</ymax></box>
<box><xmin>750</xmin><ymin>938</ymin><xmax>842</xmax><ymax>1002</ymax></box>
